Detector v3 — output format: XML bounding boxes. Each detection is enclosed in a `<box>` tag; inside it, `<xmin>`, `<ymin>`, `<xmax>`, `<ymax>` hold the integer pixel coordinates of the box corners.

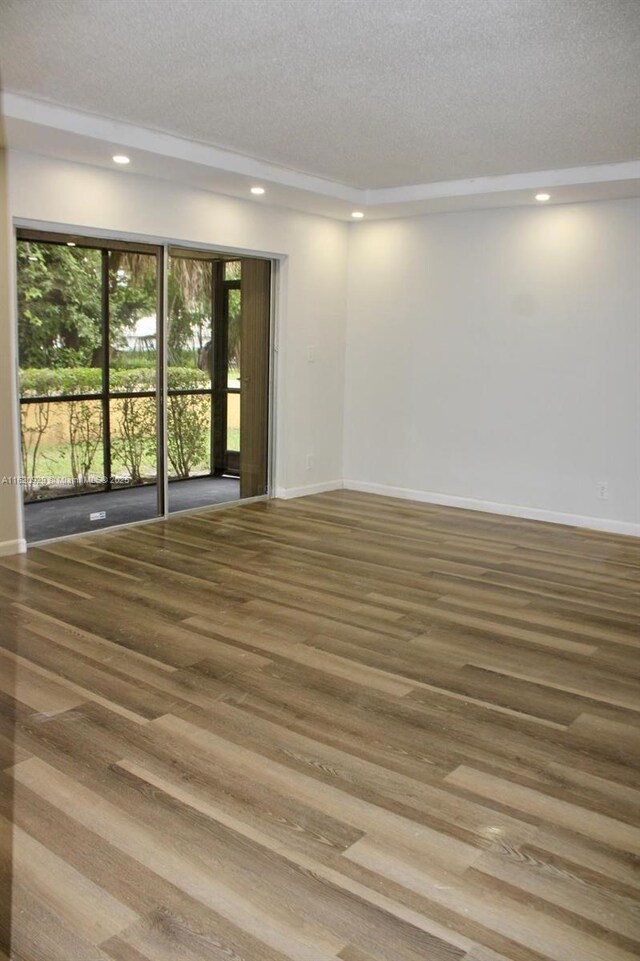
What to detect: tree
<box><xmin>17</xmin><ymin>242</ymin><xmax>158</xmax><ymax>370</ymax></box>
<box><xmin>167</xmin><ymin>257</ymin><xmax>212</xmax><ymax>367</ymax></box>
<box><xmin>109</xmin><ymin>251</ymin><xmax>158</xmax><ymax>357</ymax></box>
<box><xmin>17</xmin><ymin>242</ymin><xmax>102</xmax><ymax>368</ymax></box>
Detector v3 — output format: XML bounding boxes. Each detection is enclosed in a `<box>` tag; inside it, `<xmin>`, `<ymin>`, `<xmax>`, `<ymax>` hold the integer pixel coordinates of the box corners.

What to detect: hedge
<box><xmin>20</xmin><ymin>366</ymin><xmax>212</xmax><ymax>493</ymax></box>
<box><xmin>20</xmin><ymin>366</ymin><xmax>210</xmax><ymax>396</ymax></box>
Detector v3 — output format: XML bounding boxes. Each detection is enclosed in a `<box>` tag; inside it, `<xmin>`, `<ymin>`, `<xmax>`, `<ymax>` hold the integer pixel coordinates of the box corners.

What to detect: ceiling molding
<box><xmin>2</xmin><ymin>92</ymin><xmax>640</xmax><ymax>221</ymax></box>
<box><xmin>365</xmin><ymin>161</ymin><xmax>640</xmax><ymax>205</ymax></box>
<box><xmin>1</xmin><ymin>91</ymin><xmax>359</xmax><ymax>202</ymax></box>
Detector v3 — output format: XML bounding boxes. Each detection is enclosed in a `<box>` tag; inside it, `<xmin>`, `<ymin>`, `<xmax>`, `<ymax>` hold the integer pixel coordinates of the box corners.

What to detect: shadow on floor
<box><xmin>25</xmin><ymin>475</ymin><xmax>241</xmax><ymax>543</ymax></box>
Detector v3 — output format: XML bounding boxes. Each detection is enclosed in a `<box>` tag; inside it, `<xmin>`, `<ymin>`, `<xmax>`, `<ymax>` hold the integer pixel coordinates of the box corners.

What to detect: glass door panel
<box><xmin>166</xmin><ymin>254</ymin><xmax>222</xmax><ymax>511</ymax></box>
<box><xmin>107</xmin><ymin>251</ymin><xmax>160</xmax><ymax>526</ymax></box>
<box><xmin>108</xmin><ymin>250</ymin><xmax>158</xmax><ymax>405</ymax></box>
<box><xmin>17</xmin><ymin>234</ymin><xmax>161</xmax><ymax>542</ymax></box>
<box><xmin>18</xmin><ymin>240</ymin><xmax>105</xmax><ymax>511</ymax></box>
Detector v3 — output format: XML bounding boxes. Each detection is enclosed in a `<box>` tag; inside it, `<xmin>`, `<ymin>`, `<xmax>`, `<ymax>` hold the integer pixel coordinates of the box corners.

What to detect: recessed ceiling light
<box><xmin>351</xmin><ymin>211</ymin><xmax>364</xmax><ymax>219</ymax></box>
<box><xmin>250</xmin><ymin>186</ymin><xmax>265</xmax><ymax>195</ymax></box>
<box><xmin>112</xmin><ymin>154</ymin><xmax>130</xmax><ymax>165</ymax></box>
<box><xmin>66</xmin><ymin>241</ymin><xmax>76</xmax><ymax>247</ymax></box>
<box><xmin>535</xmin><ymin>193</ymin><xmax>551</xmax><ymax>202</ymax></box>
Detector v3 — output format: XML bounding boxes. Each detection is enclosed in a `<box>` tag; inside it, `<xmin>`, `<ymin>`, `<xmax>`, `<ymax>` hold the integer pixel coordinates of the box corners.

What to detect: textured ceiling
<box><xmin>0</xmin><ymin>0</ymin><xmax>639</xmax><ymax>189</ymax></box>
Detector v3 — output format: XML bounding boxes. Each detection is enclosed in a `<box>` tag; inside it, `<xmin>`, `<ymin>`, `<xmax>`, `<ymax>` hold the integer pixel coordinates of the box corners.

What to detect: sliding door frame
<box><xmin>13</xmin><ymin>225</ymin><xmax>278</xmax><ymax>545</ymax></box>
<box><xmin>158</xmin><ymin>245</ymin><xmax>169</xmax><ymax>518</ymax></box>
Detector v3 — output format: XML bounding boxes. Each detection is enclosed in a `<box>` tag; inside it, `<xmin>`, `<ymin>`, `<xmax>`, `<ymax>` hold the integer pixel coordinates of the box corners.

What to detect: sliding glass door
<box><xmin>16</xmin><ymin>231</ymin><xmax>272</xmax><ymax>544</ymax></box>
<box><xmin>166</xmin><ymin>252</ymin><xmax>271</xmax><ymax>513</ymax></box>
<box><xmin>166</xmin><ymin>252</ymin><xmax>240</xmax><ymax>512</ymax></box>
<box><xmin>17</xmin><ymin>234</ymin><xmax>162</xmax><ymax>541</ymax></box>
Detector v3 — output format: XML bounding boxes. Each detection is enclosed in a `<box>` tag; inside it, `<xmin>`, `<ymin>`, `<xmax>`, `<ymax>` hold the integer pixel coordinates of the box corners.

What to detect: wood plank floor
<box><xmin>1</xmin><ymin>489</ymin><xmax>639</xmax><ymax>961</ymax></box>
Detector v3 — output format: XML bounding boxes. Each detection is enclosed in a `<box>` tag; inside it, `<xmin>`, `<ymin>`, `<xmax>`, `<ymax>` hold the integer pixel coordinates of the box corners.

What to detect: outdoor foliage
<box><xmin>227</xmin><ymin>287</ymin><xmax>241</xmax><ymax>372</ymax></box>
<box><xmin>167</xmin><ymin>369</ymin><xmax>210</xmax><ymax>478</ymax></box>
<box><xmin>19</xmin><ymin>367</ymin><xmax>212</xmax><ymax>495</ymax></box>
<box><xmin>168</xmin><ymin>257</ymin><xmax>241</xmax><ymax>370</ymax></box>
<box><xmin>110</xmin><ymin>370</ymin><xmax>156</xmax><ymax>485</ymax></box>
<box><xmin>17</xmin><ymin>243</ymin><xmax>102</xmax><ymax>368</ymax></box>
<box><xmin>168</xmin><ymin>258</ymin><xmax>212</xmax><ymax>367</ymax></box>
<box><xmin>20</xmin><ymin>366</ymin><xmax>104</xmax><ymax>396</ymax></box>
<box><xmin>17</xmin><ymin>242</ymin><xmax>157</xmax><ymax>368</ymax></box>
<box><xmin>68</xmin><ymin>399</ymin><xmax>103</xmax><ymax>486</ymax></box>
<box><xmin>20</xmin><ymin>401</ymin><xmax>51</xmax><ymax>497</ymax></box>
<box><xmin>21</xmin><ymin>368</ymin><xmax>105</xmax><ymax>492</ymax></box>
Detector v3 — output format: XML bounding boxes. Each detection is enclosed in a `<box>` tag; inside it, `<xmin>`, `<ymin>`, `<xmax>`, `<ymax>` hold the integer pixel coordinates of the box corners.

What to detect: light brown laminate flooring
<box><xmin>1</xmin><ymin>490</ymin><xmax>639</xmax><ymax>961</ymax></box>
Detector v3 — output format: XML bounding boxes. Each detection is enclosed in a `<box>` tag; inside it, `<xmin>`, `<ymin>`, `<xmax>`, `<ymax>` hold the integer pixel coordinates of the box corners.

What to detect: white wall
<box><xmin>345</xmin><ymin>199</ymin><xmax>640</xmax><ymax>533</ymax></box>
<box><xmin>1</xmin><ymin>150</ymin><xmax>349</xmax><ymax>549</ymax></box>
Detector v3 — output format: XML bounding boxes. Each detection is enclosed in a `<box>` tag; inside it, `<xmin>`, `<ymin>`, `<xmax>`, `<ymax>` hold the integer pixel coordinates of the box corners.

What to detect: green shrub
<box><xmin>67</xmin><ymin>397</ymin><xmax>103</xmax><ymax>485</ymax></box>
<box><xmin>111</xmin><ymin>368</ymin><xmax>157</xmax><ymax>393</ymax></box>
<box><xmin>108</xmin><ymin>369</ymin><xmax>157</xmax><ymax>483</ymax></box>
<box><xmin>19</xmin><ymin>365</ymin><xmax>212</xmax><ymax>489</ymax></box>
<box><xmin>20</xmin><ymin>367</ymin><xmax>103</xmax><ymax>397</ymax></box>
<box><xmin>20</xmin><ymin>401</ymin><xmax>51</xmax><ymax>495</ymax></box>
<box><xmin>166</xmin><ymin>368</ymin><xmax>210</xmax><ymax>478</ymax></box>
<box><xmin>166</xmin><ymin>367</ymin><xmax>210</xmax><ymax>391</ymax></box>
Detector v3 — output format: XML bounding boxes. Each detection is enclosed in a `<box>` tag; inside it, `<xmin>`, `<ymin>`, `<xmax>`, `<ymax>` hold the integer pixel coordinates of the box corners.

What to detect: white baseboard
<box><xmin>0</xmin><ymin>538</ymin><xmax>27</xmax><ymax>556</ymax></box>
<box><xmin>275</xmin><ymin>480</ymin><xmax>344</xmax><ymax>500</ymax></box>
<box><xmin>343</xmin><ymin>479</ymin><xmax>640</xmax><ymax>538</ymax></box>
<box><xmin>5</xmin><ymin>483</ymin><xmax>636</xmax><ymax>545</ymax></box>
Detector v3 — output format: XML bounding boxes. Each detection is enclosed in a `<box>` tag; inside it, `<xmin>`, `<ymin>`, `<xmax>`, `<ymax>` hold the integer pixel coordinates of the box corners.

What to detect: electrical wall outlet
<box><xmin>305</xmin><ymin>454</ymin><xmax>313</xmax><ymax>471</ymax></box>
<box><xmin>597</xmin><ymin>481</ymin><xmax>608</xmax><ymax>501</ymax></box>
<box><xmin>90</xmin><ymin>511</ymin><xmax>107</xmax><ymax>521</ymax></box>
<box><xmin>307</xmin><ymin>345</ymin><xmax>316</xmax><ymax>363</ymax></box>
